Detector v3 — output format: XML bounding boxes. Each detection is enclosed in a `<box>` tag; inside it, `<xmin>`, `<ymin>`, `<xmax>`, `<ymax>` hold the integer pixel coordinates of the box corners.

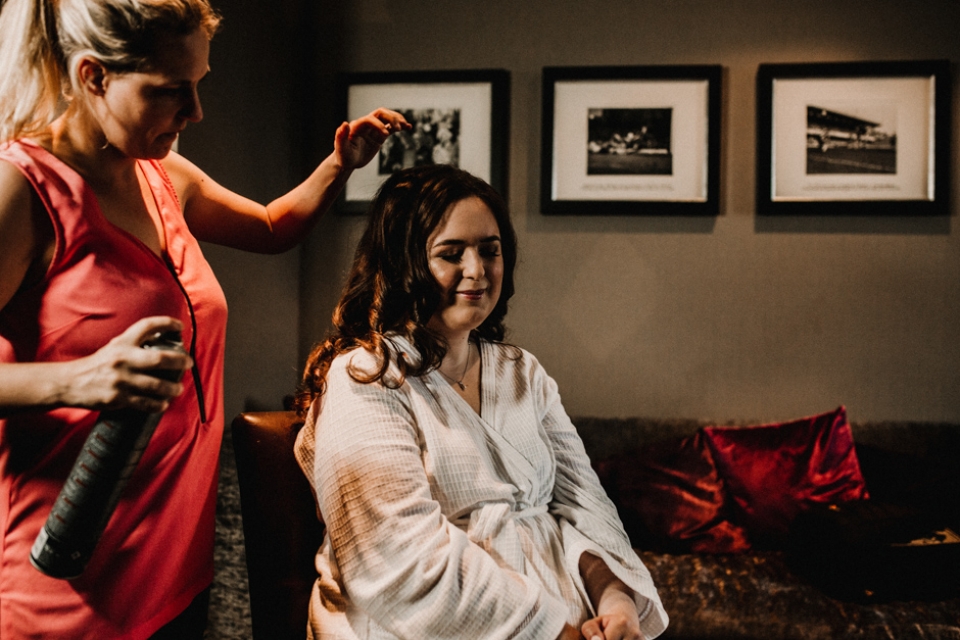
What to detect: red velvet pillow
<box><xmin>701</xmin><ymin>406</ymin><xmax>869</xmax><ymax>544</ymax></box>
<box><xmin>594</xmin><ymin>431</ymin><xmax>751</xmax><ymax>554</ymax></box>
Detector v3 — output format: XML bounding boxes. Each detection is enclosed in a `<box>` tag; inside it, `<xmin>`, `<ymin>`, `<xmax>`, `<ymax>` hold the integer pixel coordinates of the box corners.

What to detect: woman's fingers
<box><xmin>112</xmin><ymin>316</ymin><xmax>184</xmax><ymax>347</ymax></box>
<box><xmin>581</xmin><ymin>614</ymin><xmax>645</xmax><ymax>640</ymax></box>
<box><xmin>115</xmin><ymin>317</ymin><xmax>192</xmax><ymax>379</ymax></box>
<box><xmin>115</xmin><ymin>371</ymin><xmax>186</xmax><ymax>413</ymax></box>
<box><xmin>334</xmin><ymin>108</ymin><xmax>412</xmax><ymax>170</ymax></box>
<box><xmin>63</xmin><ymin>317</ymin><xmax>192</xmax><ymax>410</ymax></box>
<box><xmin>368</xmin><ymin>107</ymin><xmax>411</xmax><ymax>132</ymax></box>
<box><xmin>581</xmin><ymin>618</ymin><xmax>605</xmax><ymax>640</ymax></box>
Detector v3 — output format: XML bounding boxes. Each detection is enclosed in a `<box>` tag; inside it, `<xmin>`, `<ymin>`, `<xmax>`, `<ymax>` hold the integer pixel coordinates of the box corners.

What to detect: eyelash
<box><xmin>439</xmin><ymin>248</ymin><xmax>501</xmax><ymax>263</ymax></box>
<box><xmin>156</xmin><ymin>86</ymin><xmax>195</xmax><ymax>99</ymax></box>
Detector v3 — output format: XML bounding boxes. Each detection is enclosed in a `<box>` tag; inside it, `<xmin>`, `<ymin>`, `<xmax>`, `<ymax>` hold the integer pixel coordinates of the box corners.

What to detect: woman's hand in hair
<box><xmin>334</xmin><ymin>107</ymin><xmax>411</xmax><ymax>171</ymax></box>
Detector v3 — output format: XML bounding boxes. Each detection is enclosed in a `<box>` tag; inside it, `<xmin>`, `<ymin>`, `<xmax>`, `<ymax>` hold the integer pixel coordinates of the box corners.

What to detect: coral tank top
<box><xmin>0</xmin><ymin>139</ymin><xmax>227</xmax><ymax>639</ymax></box>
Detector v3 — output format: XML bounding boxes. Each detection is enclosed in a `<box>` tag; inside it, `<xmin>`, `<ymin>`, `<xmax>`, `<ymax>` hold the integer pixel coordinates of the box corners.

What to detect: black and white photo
<box><xmin>378</xmin><ymin>108</ymin><xmax>461</xmax><ymax>174</ymax></box>
<box><xmin>339</xmin><ymin>70</ymin><xmax>509</xmax><ymax>213</ymax></box>
<box><xmin>805</xmin><ymin>103</ymin><xmax>896</xmax><ymax>175</ymax></box>
<box><xmin>587</xmin><ymin>108</ymin><xmax>673</xmax><ymax>176</ymax></box>
<box><xmin>757</xmin><ymin>60</ymin><xmax>950</xmax><ymax>215</ymax></box>
<box><xmin>542</xmin><ymin>65</ymin><xmax>721</xmax><ymax>215</ymax></box>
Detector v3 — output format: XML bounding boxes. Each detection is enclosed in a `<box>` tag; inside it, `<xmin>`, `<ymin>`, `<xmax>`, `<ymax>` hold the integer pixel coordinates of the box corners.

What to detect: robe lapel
<box><xmin>395</xmin><ymin>335</ymin><xmax>544</xmax><ymax>502</ymax></box>
<box><xmin>469</xmin><ymin>341</ymin><xmax>542</xmax><ymax>501</ymax></box>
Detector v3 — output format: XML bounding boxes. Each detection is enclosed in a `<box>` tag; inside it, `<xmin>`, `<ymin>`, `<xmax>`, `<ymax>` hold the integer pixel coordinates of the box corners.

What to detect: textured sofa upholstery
<box><xmin>575</xmin><ymin>415</ymin><xmax>960</xmax><ymax>640</ymax></box>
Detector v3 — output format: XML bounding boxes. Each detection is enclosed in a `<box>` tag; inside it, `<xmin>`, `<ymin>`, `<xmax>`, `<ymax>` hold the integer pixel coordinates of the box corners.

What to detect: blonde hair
<box><xmin>0</xmin><ymin>0</ymin><xmax>220</xmax><ymax>143</ymax></box>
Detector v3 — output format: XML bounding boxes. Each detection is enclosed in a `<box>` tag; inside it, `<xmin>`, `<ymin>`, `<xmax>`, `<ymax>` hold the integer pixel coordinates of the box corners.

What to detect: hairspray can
<box><xmin>30</xmin><ymin>330</ymin><xmax>187</xmax><ymax>579</ymax></box>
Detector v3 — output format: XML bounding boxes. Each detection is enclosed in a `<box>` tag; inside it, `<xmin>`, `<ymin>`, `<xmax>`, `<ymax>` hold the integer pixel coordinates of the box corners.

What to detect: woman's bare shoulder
<box><xmin>0</xmin><ymin>158</ymin><xmax>42</xmax><ymax>309</ymax></box>
<box><xmin>0</xmin><ymin>156</ymin><xmax>32</xmax><ymax>204</ymax></box>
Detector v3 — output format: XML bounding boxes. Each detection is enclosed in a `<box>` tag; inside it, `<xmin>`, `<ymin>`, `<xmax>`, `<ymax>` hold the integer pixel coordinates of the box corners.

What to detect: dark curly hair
<box><xmin>295</xmin><ymin>164</ymin><xmax>517</xmax><ymax>415</ymax></box>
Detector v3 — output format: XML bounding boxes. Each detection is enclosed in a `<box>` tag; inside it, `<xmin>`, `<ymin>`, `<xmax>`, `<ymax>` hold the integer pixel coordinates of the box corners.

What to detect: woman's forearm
<box><xmin>0</xmin><ymin>316</ymin><xmax>191</xmax><ymax>417</ymax></box>
<box><xmin>578</xmin><ymin>553</ymin><xmax>646</xmax><ymax>640</ymax></box>
<box><xmin>579</xmin><ymin>552</ymin><xmax>635</xmax><ymax>615</ymax></box>
<box><xmin>261</xmin><ymin>109</ymin><xmax>408</xmax><ymax>251</ymax></box>
<box><xmin>261</xmin><ymin>150</ymin><xmax>351</xmax><ymax>252</ymax></box>
<box><xmin>0</xmin><ymin>361</ymin><xmax>73</xmax><ymax>416</ymax></box>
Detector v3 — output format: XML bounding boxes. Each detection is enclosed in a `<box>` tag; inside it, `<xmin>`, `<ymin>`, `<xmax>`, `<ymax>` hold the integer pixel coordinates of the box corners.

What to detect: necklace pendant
<box><xmin>457</xmin><ymin>382</ymin><xmax>466</xmax><ymax>391</ymax></box>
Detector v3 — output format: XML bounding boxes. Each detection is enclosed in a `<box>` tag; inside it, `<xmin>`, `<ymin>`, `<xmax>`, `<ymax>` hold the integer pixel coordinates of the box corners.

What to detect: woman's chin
<box><xmin>151</xmin><ymin>134</ymin><xmax>179</xmax><ymax>157</ymax></box>
<box><xmin>428</xmin><ymin>315</ymin><xmax>488</xmax><ymax>341</ymax></box>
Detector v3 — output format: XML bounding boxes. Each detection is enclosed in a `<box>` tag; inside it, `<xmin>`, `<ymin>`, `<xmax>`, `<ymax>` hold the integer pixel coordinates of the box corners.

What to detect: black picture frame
<box><xmin>541</xmin><ymin>65</ymin><xmax>722</xmax><ymax>216</ymax></box>
<box><xmin>756</xmin><ymin>60</ymin><xmax>951</xmax><ymax>216</ymax></box>
<box><xmin>337</xmin><ymin>69</ymin><xmax>510</xmax><ymax>214</ymax></box>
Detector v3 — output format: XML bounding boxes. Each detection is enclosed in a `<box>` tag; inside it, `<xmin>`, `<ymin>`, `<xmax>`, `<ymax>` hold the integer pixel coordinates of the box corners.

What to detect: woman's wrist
<box><xmin>322</xmin><ymin>149</ymin><xmax>352</xmax><ymax>180</ymax></box>
<box><xmin>596</xmin><ymin>584</ymin><xmax>637</xmax><ymax>617</ymax></box>
<box><xmin>580</xmin><ymin>552</ymin><xmax>635</xmax><ymax>607</ymax></box>
<box><xmin>0</xmin><ymin>360</ymin><xmax>72</xmax><ymax>413</ymax></box>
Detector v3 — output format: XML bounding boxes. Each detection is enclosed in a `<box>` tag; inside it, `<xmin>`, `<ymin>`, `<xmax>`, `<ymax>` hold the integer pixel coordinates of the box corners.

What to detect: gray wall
<box><xmin>302</xmin><ymin>0</ymin><xmax>960</xmax><ymax>424</ymax></box>
<box><xmin>185</xmin><ymin>0</ymin><xmax>960</xmax><ymax>426</ymax></box>
<box><xmin>179</xmin><ymin>0</ymin><xmax>315</xmax><ymax>421</ymax></box>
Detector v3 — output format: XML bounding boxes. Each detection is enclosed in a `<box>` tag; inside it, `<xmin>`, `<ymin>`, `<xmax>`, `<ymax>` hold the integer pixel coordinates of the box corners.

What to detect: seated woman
<box><xmin>294</xmin><ymin>165</ymin><xmax>668</xmax><ymax>640</ymax></box>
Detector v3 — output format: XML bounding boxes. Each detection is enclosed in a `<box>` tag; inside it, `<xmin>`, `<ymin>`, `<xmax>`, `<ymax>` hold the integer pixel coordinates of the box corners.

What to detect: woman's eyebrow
<box><xmin>432</xmin><ymin>235</ymin><xmax>501</xmax><ymax>248</ymax></box>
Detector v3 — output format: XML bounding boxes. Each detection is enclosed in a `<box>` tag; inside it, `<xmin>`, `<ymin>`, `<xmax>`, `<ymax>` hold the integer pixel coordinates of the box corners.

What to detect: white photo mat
<box><xmin>551</xmin><ymin>79</ymin><xmax>710</xmax><ymax>202</ymax></box>
<box><xmin>344</xmin><ymin>82</ymin><xmax>493</xmax><ymax>204</ymax></box>
<box><xmin>771</xmin><ymin>76</ymin><xmax>935</xmax><ymax>202</ymax></box>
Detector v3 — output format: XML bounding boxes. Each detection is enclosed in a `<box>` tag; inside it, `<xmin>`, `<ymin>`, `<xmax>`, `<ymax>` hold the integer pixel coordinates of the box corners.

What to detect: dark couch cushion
<box><xmin>594</xmin><ymin>431</ymin><xmax>750</xmax><ymax>554</ymax></box>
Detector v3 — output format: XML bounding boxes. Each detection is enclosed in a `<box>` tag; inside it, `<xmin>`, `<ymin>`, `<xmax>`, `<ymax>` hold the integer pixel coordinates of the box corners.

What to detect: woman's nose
<box><xmin>181</xmin><ymin>88</ymin><xmax>203</xmax><ymax>123</ymax></box>
<box><xmin>462</xmin><ymin>249</ymin><xmax>485</xmax><ymax>280</ymax></box>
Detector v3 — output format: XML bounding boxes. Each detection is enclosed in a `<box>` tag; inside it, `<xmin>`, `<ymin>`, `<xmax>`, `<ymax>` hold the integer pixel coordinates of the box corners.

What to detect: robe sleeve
<box><xmin>302</xmin><ymin>352</ymin><xmax>569</xmax><ymax>640</ymax></box>
<box><xmin>531</xmin><ymin>357</ymin><xmax>670</xmax><ymax>639</ymax></box>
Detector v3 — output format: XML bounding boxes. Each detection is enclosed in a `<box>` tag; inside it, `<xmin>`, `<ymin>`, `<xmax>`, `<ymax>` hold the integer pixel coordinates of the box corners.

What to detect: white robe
<box><xmin>294</xmin><ymin>336</ymin><xmax>668</xmax><ymax>640</ymax></box>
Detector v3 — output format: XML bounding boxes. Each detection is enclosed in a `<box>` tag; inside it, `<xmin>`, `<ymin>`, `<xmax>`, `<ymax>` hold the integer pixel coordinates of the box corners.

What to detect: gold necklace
<box><xmin>438</xmin><ymin>344</ymin><xmax>472</xmax><ymax>391</ymax></box>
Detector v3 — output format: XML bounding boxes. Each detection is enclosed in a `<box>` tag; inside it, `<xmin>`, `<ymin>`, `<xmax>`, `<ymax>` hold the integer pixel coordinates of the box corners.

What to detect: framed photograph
<box><xmin>757</xmin><ymin>60</ymin><xmax>951</xmax><ymax>215</ymax></box>
<box><xmin>541</xmin><ymin>65</ymin><xmax>722</xmax><ymax>215</ymax></box>
<box><xmin>338</xmin><ymin>69</ymin><xmax>510</xmax><ymax>213</ymax></box>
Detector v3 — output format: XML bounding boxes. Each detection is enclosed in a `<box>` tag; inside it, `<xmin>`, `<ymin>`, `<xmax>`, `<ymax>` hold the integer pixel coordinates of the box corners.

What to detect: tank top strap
<box><xmin>0</xmin><ymin>139</ymin><xmax>101</xmax><ymax>272</ymax></box>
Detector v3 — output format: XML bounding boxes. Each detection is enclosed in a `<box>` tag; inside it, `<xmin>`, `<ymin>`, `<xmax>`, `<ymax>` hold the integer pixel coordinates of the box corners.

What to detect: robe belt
<box><xmin>464</xmin><ymin>503</ymin><xmax>549</xmax><ymax>571</ymax></box>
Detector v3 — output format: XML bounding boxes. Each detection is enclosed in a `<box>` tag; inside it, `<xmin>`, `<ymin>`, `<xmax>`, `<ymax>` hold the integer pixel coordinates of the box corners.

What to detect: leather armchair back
<box><xmin>231</xmin><ymin>411</ymin><xmax>323</xmax><ymax>640</ymax></box>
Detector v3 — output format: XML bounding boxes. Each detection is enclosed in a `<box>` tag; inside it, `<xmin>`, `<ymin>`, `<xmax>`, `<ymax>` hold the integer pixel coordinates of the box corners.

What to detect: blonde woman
<box><xmin>0</xmin><ymin>0</ymin><xmax>408</xmax><ymax>637</ymax></box>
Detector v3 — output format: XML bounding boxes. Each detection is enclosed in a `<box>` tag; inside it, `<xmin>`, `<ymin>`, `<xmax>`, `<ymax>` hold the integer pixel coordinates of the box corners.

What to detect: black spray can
<box><xmin>29</xmin><ymin>330</ymin><xmax>187</xmax><ymax>579</ymax></box>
